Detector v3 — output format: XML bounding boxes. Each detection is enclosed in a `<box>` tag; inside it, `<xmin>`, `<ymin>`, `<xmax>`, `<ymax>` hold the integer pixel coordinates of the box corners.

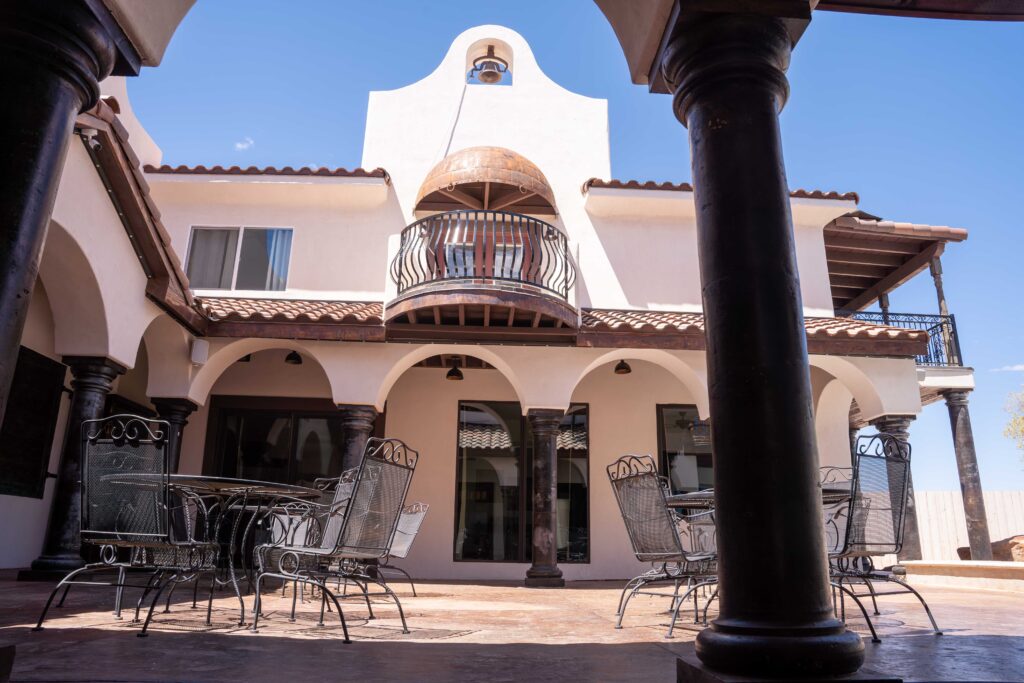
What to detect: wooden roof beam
<box><xmin>844</xmin><ymin>243</ymin><xmax>945</xmax><ymax>311</ymax></box>
<box><xmin>824</xmin><ymin>235</ymin><xmax>922</xmax><ymax>255</ymax></box>
<box><xmin>825</xmin><ymin>250</ymin><xmax>907</xmax><ymax>267</ymax></box>
<box><xmin>439</xmin><ymin>188</ymin><xmax>484</xmax><ymax>210</ymax></box>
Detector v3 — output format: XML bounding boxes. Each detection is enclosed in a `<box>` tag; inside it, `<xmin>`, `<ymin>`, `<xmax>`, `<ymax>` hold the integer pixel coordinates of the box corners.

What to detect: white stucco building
<box><xmin>1</xmin><ymin>26</ymin><xmax>977</xmax><ymax>580</ymax></box>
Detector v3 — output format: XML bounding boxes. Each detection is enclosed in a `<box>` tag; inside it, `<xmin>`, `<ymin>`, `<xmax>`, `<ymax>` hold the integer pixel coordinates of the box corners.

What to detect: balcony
<box><xmin>387</xmin><ymin>209</ymin><xmax>578</xmax><ymax>338</ymax></box>
<box><xmin>843</xmin><ymin>311</ymin><xmax>963</xmax><ymax>366</ymax></box>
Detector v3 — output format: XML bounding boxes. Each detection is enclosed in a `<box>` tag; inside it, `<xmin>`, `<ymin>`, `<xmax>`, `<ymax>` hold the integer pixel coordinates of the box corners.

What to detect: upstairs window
<box><xmin>186</xmin><ymin>227</ymin><xmax>293</xmax><ymax>291</ymax></box>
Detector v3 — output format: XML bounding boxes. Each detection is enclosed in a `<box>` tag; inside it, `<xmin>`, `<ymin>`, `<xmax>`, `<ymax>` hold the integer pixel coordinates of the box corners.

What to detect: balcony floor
<box><xmin>0</xmin><ymin>572</ymin><xmax>1021</xmax><ymax>682</ymax></box>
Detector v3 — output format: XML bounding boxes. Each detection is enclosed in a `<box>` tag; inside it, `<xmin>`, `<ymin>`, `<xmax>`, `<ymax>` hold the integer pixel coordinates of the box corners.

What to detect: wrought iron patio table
<box><xmin>666</xmin><ymin>485</ymin><xmax>852</xmax><ymax>510</ymax></box>
<box><xmin>101</xmin><ymin>473</ymin><xmax>319</xmax><ymax>625</ymax></box>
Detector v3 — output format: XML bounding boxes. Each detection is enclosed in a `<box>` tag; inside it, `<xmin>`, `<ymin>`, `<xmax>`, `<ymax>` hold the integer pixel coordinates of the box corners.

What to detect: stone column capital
<box><xmin>869</xmin><ymin>414</ymin><xmax>915</xmax><ymax>441</ymax></box>
<box><xmin>527</xmin><ymin>408</ymin><xmax>564</xmax><ymax>436</ymax></box>
<box><xmin>62</xmin><ymin>356</ymin><xmax>125</xmax><ymax>390</ymax></box>
<box><xmin>0</xmin><ymin>1</ymin><xmax>118</xmax><ymax>112</ymax></box>
<box><xmin>337</xmin><ymin>404</ymin><xmax>378</xmax><ymax>431</ymax></box>
<box><xmin>941</xmin><ymin>389</ymin><xmax>972</xmax><ymax>407</ymax></box>
<box><xmin>660</xmin><ymin>11</ymin><xmax>795</xmax><ymax>128</ymax></box>
<box><xmin>151</xmin><ymin>397</ymin><xmax>198</xmax><ymax>423</ymax></box>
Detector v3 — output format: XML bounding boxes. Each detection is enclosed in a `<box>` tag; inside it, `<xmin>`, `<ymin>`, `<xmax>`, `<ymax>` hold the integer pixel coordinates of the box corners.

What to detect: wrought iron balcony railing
<box><xmin>841</xmin><ymin>311</ymin><xmax>963</xmax><ymax>367</ymax></box>
<box><xmin>390</xmin><ymin>210</ymin><xmax>576</xmax><ymax>301</ymax></box>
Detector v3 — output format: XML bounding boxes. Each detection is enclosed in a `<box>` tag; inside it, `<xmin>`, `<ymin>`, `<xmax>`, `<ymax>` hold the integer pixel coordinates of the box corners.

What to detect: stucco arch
<box><xmin>37</xmin><ymin>220</ymin><xmax>110</xmax><ymax>361</ymax></box>
<box><xmin>139</xmin><ymin>313</ymin><xmax>193</xmax><ymax>398</ymax></box>
<box><xmin>188</xmin><ymin>338</ymin><xmax>335</xmax><ymax>406</ymax></box>
<box><xmin>808</xmin><ymin>356</ymin><xmax>886</xmax><ymax>422</ymax></box>
<box><xmin>375</xmin><ymin>344</ymin><xmax>527</xmax><ymax>411</ymax></box>
<box><xmin>571</xmin><ymin>349</ymin><xmax>709</xmax><ymax>418</ymax></box>
<box><xmin>814</xmin><ymin>375</ymin><xmax>857</xmax><ymax>468</ymax></box>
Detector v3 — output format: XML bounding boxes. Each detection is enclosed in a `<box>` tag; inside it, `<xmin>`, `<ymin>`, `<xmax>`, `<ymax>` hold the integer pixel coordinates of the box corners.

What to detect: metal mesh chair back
<box><xmin>316</xmin><ymin>467</ymin><xmax>358</xmax><ymax>549</ymax></box>
<box><xmin>820</xmin><ymin>466</ymin><xmax>853</xmax><ymax>555</ymax></box>
<box><xmin>81</xmin><ymin>414</ymin><xmax>170</xmax><ymax>544</ymax></box>
<box><xmin>678</xmin><ymin>509</ymin><xmax>717</xmax><ymax>561</ymax></box>
<box><xmin>332</xmin><ymin>438</ymin><xmax>418</xmax><ymax>558</ymax></box>
<box><xmin>607</xmin><ymin>455</ymin><xmax>684</xmax><ymax>562</ymax></box>
<box><xmin>388</xmin><ymin>502</ymin><xmax>429</xmax><ymax>560</ymax></box>
<box><xmin>842</xmin><ymin>433</ymin><xmax>911</xmax><ymax>556</ymax></box>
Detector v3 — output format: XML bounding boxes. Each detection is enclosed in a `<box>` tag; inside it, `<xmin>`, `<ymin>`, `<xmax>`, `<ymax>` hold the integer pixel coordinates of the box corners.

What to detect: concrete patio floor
<box><xmin>0</xmin><ymin>571</ymin><xmax>1021</xmax><ymax>682</ymax></box>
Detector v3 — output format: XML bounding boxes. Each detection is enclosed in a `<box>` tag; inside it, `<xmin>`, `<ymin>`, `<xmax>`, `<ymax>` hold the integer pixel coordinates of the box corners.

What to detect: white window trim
<box><xmin>185</xmin><ymin>225</ymin><xmax>295</xmax><ymax>292</ymax></box>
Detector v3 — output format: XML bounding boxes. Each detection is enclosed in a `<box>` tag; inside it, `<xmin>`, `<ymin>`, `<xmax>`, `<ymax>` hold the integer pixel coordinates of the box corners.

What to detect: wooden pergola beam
<box><xmin>844</xmin><ymin>242</ymin><xmax>945</xmax><ymax>310</ymax></box>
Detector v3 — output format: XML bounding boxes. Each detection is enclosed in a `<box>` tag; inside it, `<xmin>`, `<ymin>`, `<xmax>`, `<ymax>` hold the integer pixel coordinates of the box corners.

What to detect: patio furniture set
<box><xmin>33</xmin><ymin>414</ymin><xmax>428</xmax><ymax>642</ymax></box>
<box><xmin>607</xmin><ymin>432</ymin><xmax>943</xmax><ymax>641</ymax></box>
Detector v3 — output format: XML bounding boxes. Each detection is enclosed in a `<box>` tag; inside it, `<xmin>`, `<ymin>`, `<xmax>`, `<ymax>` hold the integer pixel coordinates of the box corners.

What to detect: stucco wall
<box><xmin>0</xmin><ymin>281</ymin><xmax>72</xmax><ymax>568</ymax></box>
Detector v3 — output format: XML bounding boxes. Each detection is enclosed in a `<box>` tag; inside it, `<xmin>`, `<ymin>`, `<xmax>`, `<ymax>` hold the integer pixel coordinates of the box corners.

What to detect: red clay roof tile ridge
<box><xmin>583</xmin><ymin>178</ymin><xmax>858</xmax><ymax>203</ymax></box>
<box><xmin>144</xmin><ymin>163</ymin><xmax>390</xmax><ymax>182</ymax></box>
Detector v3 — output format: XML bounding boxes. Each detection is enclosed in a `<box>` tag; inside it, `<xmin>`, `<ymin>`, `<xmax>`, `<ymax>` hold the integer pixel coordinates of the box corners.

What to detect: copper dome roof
<box><xmin>415</xmin><ymin>146</ymin><xmax>556</xmax><ymax>215</ymax></box>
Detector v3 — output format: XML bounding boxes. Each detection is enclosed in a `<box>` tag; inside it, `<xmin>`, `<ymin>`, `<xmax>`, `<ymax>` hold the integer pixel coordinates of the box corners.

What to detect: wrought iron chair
<box><xmin>376</xmin><ymin>502</ymin><xmax>429</xmax><ymax>596</ymax></box>
<box><xmin>252</xmin><ymin>438</ymin><xmax>418</xmax><ymax>640</ymax></box>
<box><xmin>606</xmin><ymin>454</ymin><xmax>717</xmax><ymax>638</ymax></box>
<box><xmin>825</xmin><ymin>432</ymin><xmax>942</xmax><ymax>639</ymax></box>
<box><xmin>34</xmin><ymin>414</ymin><xmax>219</xmax><ymax>637</ymax></box>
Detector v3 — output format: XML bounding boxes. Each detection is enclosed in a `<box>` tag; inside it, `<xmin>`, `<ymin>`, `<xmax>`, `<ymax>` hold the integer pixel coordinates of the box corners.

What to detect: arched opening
<box><xmin>37</xmin><ymin>220</ymin><xmax>109</xmax><ymax>360</ymax></box>
<box><xmin>180</xmin><ymin>344</ymin><xmax>342</xmax><ymax>484</ymax></box>
<box><xmin>569</xmin><ymin>355</ymin><xmax>705</xmax><ymax>577</ymax></box>
<box><xmin>380</xmin><ymin>350</ymin><xmax>590</xmax><ymax>577</ymax></box>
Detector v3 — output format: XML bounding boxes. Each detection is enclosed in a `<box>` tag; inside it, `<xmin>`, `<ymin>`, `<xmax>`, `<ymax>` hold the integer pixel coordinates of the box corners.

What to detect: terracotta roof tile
<box><xmin>145</xmin><ymin>164</ymin><xmax>389</xmax><ymax>181</ymax></box>
<box><xmin>197</xmin><ymin>297</ymin><xmax>384</xmax><ymax>325</ymax></box>
<box><xmin>581</xmin><ymin>308</ymin><xmax>926</xmax><ymax>343</ymax></box>
<box><xmin>582</xmin><ymin>178</ymin><xmax>859</xmax><ymax>203</ymax></box>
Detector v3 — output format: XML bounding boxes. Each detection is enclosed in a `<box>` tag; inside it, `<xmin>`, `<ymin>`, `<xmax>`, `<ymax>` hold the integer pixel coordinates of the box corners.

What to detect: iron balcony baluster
<box><xmin>390</xmin><ymin>209</ymin><xmax>576</xmax><ymax>301</ymax></box>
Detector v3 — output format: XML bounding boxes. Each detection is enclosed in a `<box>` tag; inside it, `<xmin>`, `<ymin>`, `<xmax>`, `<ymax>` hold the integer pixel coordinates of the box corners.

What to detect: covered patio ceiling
<box><xmin>826</xmin><ymin>212</ymin><xmax>968</xmax><ymax>311</ymax></box>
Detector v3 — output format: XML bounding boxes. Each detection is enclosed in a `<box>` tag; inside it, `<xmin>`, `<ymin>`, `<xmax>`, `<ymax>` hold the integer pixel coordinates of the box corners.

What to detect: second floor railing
<box><xmin>390</xmin><ymin>210</ymin><xmax>576</xmax><ymax>301</ymax></box>
<box><xmin>841</xmin><ymin>311</ymin><xmax>963</xmax><ymax>367</ymax></box>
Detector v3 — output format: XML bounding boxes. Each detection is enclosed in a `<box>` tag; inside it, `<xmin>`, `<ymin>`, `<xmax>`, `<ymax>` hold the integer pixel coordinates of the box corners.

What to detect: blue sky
<box><xmin>130</xmin><ymin>1</ymin><xmax>1024</xmax><ymax>490</ymax></box>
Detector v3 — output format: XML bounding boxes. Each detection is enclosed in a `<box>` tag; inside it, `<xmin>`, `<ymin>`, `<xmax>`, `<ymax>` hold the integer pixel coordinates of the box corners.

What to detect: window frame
<box><xmin>185</xmin><ymin>225</ymin><xmax>295</xmax><ymax>292</ymax></box>
<box><xmin>656</xmin><ymin>403</ymin><xmax>712</xmax><ymax>495</ymax></box>
<box><xmin>451</xmin><ymin>400</ymin><xmax>590</xmax><ymax>565</ymax></box>
<box><xmin>203</xmin><ymin>395</ymin><xmax>386</xmax><ymax>484</ymax></box>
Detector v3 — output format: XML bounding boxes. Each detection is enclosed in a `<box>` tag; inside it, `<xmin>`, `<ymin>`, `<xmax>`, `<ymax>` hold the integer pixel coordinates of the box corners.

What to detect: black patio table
<box><xmin>102</xmin><ymin>473</ymin><xmax>319</xmax><ymax>625</ymax></box>
<box><xmin>666</xmin><ymin>484</ymin><xmax>852</xmax><ymax>510</ymax></box>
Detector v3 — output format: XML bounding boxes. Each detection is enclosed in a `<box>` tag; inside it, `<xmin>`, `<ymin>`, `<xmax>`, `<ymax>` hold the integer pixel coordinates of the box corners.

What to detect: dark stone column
<box><xmin>870</xmin><ymin>415</ymin><xmax>922</xmax><ymax>561</ymax></box>
<box><xmin>942</xmin><ymin>390</ymin><xmax>993</xmax><ymax>560</ymax></box>
<box><xmin>30</xmin><ymin>357</ymin><xmax>124</xmax><ymax>574</ymax></box>
<box><xmin>660</xmin><ymin>9</ymin><xmax>864</xmax><ymax>677</ymax></box>
<box><xmin>0</xmin><ymin>3</ymin><xmax>116</xmax><ymax>424</ymax></box>
<box><xmin>338</xmin><ymin>404</ymin><xmax>378</xmax><ymax>472</ymax></box>
<box><xmin>152</xmin><ymin>398</ymin><xmax>198</xmax><ymax>474</ymax></box>
<box><xmin>525</xmin><ymin>409</ymin><xmax>564</xmax><ymax>588</ymax></box>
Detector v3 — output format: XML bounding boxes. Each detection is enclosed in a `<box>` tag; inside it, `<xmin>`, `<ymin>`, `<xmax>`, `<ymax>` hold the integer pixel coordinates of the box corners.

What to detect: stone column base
<box><xmin>524</xmin><ymin>575</ymin><xmax>565</xmax><ymax>588</ymax></box>
<box><xmin>676</xmin><ymin>646</ymin><xmax>900</xmax><ymax>682</ymax></box>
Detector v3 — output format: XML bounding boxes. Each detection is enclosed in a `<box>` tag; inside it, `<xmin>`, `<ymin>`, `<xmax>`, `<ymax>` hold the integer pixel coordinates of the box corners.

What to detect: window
<box><xmin>657</xmin><ymin>405</ymin><xmax>713</xmax><ymax>495</ymax></box>
<box><xmin>186</xmin><ymin>227</ymin><xmax>292</xmax><ymax>291</ymax></box>
<box><xmin>454</xmin><ymin>402</ymin><xmax>589</xmax><ymax>563</ymax></box>
<box><xmin>0</xmin><ymin>347</ymin><xmax>66</xmax><ymax>498</ymax></box>
<box><xmin>207</xmin><ymin>398</ymin><xmax>376</xmax><ymax>487</ymax></box>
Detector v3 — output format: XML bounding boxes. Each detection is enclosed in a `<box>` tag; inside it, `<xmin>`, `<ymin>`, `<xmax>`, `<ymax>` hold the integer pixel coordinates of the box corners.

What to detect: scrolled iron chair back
<box><xmin>81</xmin><ymin>414</ymin><xmax>171</xmax><ymax>544</ymax></box>
<box><xmin>329</xmin><ymin>438</ymin><xmax>419</xmax><ymax>558</ymax></box>
<box><xmin>387</xmin><ymin>502</ymin><xmax>430</xmax><ymax>560</ymax></box>
<box><xmin>840</xmin><ymin>432</ymin><xmax>912</xmax><ymax>557</ymax></box>
<box><xmin>606</xmin><ymin>455</ymin><xmax>685</xmax><ymax>562</ymax></box>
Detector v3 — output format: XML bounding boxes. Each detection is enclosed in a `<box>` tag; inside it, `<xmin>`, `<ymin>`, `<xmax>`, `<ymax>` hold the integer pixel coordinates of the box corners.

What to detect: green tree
<box><xmin>1006</xmin><ymin>387</ymin><xmax>1024</xmax><ymax>453</ymax></box>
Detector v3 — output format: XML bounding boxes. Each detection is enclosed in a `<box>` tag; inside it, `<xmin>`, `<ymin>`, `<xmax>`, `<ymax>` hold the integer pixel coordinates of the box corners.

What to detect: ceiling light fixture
<box><xmin>285</xmin><ymin>351</ymin><xmax>303</xmax><ymax>365</ymax></box>
<box><xmin>614</xmin><ymin>360</ymin><xmax>632</xmax><ymax>375</ymax></box>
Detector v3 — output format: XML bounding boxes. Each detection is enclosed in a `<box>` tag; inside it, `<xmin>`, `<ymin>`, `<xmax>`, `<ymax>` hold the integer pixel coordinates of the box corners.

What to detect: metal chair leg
<box><xmin>132</xmin><ymin>570</ymin><xmax>165</xmax><ymax>623</ymax></box>
<box><xmin>832</xmin><ymin>582</ymin><xmax>880</xmax><ymax>643</ymax></box>
<box><xmin>138</xmin><ymin>574</ymin><xmax>175</xmax><ymax>637</ymax></box>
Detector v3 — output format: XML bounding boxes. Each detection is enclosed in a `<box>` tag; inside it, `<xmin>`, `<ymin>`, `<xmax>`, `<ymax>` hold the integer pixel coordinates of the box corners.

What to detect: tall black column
<box><xmin>152</xmin><ymin>397</ymin><xmax>198</xmax><ymax>474</ymax></box>
<box><xmin>525</xmin><ymin>409</ymin><xmax>564</xmax><ymax>588</ymax></box>
<box><xmin>660</xmin><ymin>9</ymin><xmax>864</xmax><ymax>677</ymax></box>
<box><xmin>871</xmin><ymin>415</ymin><xmax>922</xmax><ymax>561</ymax></box>
<box><xmin>0</xmin><ymin>3</ymin><xmax>116</xmax><ymax>424</ymax></box>
<box><xmin>30</xmin><ymin>357</ymin><xmax>124</xmax><ymax>573</ymax></box>
<box><xmin>942</xmin><ymin>390</ymin><xmax>992</xmax><ymax>560</ymax></box>
<box><xmin>338</xmin><ymin>405</ymin><xmax>378</xmax><ymax>472</ymax></box>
